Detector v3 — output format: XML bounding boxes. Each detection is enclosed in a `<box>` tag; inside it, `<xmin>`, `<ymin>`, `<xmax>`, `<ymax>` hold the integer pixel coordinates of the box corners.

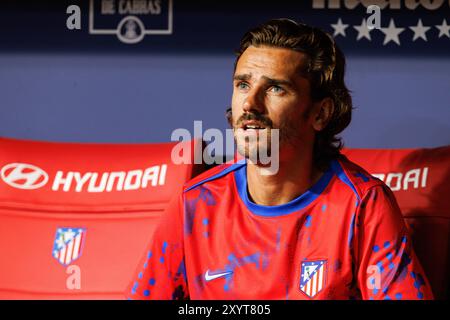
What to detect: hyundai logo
<box><xmin>0</xmin><ymin>163</ymin><xmax>49</xmax><ymax>190</ymax></box>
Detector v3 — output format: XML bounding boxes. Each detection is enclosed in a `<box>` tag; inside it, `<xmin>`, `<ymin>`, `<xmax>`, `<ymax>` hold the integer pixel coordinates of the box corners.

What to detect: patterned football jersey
<box><xmin>127</xmin><ymin>156</ymin><xmax>433</xmax><ymax>300</ymax></box>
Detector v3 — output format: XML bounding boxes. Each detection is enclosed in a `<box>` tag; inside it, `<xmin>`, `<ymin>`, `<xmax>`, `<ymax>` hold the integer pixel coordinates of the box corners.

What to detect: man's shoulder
<box><xmin>183</xmin><ymin>159</ymin><xmax>245</xmax><ymax>193</ymax></box>
<box><xmin>332</xmin><ymin>155</ymin><xmax>385</xmax><ymax>201</ymax></box>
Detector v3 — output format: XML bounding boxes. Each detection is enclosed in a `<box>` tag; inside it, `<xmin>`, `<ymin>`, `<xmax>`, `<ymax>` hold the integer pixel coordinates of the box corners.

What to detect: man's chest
<box><xmin>183</xmin><ymin>197</ymin><xmax>358</xmax><ymax>299</ymax></box>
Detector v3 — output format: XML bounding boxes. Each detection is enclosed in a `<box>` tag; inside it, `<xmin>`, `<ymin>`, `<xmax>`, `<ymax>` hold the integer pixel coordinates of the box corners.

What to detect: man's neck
<box><xmin>246</xmin><ymin>154</ymin><xmax>323</xmax><ymax>206</ymax></box>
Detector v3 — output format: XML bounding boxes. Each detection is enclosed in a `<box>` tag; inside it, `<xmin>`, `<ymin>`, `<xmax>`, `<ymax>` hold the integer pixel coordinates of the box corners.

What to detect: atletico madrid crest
<box><xmin>52</xmin><ymin>227</ymin><xmax>86</xmax><ymax>266</ymax></box>
<box><xmin>300</xmin><ymin>260</ymin><xmax>327</xmax><ymax>298</ymax></box>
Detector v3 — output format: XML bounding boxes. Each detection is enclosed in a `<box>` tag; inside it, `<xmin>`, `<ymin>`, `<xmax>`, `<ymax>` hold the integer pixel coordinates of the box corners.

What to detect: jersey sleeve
<box><xmin>355</xmin><ymin>184</ymin><xmax>434</xmax><ymax>300</ymax></box>
<box><xmin>125</xmin><ymin>192</ymin><xmax>189</xmax><ymax>300</ymax></box>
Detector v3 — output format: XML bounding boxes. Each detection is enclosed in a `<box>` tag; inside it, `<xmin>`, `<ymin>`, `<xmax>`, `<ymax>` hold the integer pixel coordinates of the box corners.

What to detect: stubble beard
<box><xmin>234</xmin><ymin>115</ymin><xmax>306</xmax><ymax>165</ymax></box>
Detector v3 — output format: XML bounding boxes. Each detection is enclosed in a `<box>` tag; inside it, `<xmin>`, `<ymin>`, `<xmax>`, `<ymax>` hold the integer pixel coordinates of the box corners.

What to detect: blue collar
<box><xmin>234</xmin><ymin>161</ymin><xmax>335</xmax><ymax>217</ymax></box>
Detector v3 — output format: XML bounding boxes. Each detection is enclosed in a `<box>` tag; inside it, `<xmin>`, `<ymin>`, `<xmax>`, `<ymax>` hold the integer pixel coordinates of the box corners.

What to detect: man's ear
<box><xmin>226</xmin><ymin>107</ymin><xmax>233</xmax><ymax>127</ymax></box>
<box><xmin>312</xmin><ymin>98</ymin><xmax>334</xmax><ymax>132</ymax></box>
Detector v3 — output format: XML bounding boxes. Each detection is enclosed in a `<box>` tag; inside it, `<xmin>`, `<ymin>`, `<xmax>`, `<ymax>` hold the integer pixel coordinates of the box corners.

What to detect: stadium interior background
<box><xmin>0</xmin><ymin>0</ymin><xmax>449</xmax><ymax>149</ymax></box>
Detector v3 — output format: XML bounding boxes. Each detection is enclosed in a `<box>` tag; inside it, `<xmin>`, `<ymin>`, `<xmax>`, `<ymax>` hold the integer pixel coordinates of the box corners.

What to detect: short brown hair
<box><xmin>234</xmin><ymin>18</ymin><xmax>353</xmax><ymax>169</ymax></box>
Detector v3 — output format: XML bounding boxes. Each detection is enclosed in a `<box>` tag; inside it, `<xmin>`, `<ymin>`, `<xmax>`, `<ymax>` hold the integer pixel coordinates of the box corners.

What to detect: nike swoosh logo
<box><xmin>204</xmin><ymin>270</ymin><xmax>233</xmax><ymax>281</ymax></box>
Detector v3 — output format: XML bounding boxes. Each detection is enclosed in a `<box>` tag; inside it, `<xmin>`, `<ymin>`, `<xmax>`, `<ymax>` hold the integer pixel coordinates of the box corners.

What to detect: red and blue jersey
<box><xmin>126</xmin><ymin>156</ymin><xmax>433</xmax><ymax>300</ymax></box>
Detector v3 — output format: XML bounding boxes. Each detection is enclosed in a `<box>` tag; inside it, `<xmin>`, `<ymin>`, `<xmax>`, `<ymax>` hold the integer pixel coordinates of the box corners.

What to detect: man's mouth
<box><xmin>241</xmin><ymin>121</ymin><xmax>269</xmax><ymax>130</ymax></box>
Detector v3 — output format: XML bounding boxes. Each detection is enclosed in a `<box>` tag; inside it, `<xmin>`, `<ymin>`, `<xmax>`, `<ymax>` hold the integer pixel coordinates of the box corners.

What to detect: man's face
<box><xmin>231</xmin><ymin>45</ymin><xmax>317</xmax><ymax>161</ymax></box>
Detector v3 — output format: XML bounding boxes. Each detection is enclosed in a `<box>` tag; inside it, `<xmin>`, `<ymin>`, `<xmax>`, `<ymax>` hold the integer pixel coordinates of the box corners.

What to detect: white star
<box><xmin>410</xmin><ymin>19</ymin><xmax>430</xmax><ymax>41</ymax></box>
<box><xmin>436</xmin><ymin>19</ymin><xmax>450</xmax><ymax>38</ymax></box>
<box><xmin>331</xmin><ymin>18</ymin><xmax>349</xmax><ymax>37</ymax></box>
<box><xmin>55</xmin><ymin>237</ymin><xmax>65</xmax><ymax>249</ymax></box>
<box><xmin>381</xmin><ymin>19</ymin><xmax>405</xmax><ymax>46</ymax></box>
<box><xmin>354</xmin><ymin>19</ymin><xmax>372</xmax><ymax>41</ymax></box>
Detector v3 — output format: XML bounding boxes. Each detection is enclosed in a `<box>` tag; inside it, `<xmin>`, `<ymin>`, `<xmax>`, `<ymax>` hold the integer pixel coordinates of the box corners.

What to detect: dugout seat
<box><xmin>343</xmin><ymin>146</ymin><xmax>450</xmax><ymax>300</ymax></box>
<box><xmin>0</xmin><ymin>137</ymin><xmax>205</xmax><ymax>299</ymax></box>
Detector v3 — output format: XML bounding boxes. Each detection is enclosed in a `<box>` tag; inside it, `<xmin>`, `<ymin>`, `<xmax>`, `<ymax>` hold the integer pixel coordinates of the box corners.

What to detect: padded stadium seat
<box><xmin>343</xmin><ymin>146</ymin><xmax>450</xmax><ymax>300</ymax></box>
<box><xmin>0</xmin><ymin>137</ymin><xmax>205</xmax><ymax>299</ymax></box>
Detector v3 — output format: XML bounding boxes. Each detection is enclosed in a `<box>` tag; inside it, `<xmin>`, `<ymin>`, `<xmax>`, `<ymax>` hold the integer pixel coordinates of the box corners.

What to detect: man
<box><xmin>127</xmin><ymin>19</ymin><xmax>433</xmax><ymax>300</ymax></box>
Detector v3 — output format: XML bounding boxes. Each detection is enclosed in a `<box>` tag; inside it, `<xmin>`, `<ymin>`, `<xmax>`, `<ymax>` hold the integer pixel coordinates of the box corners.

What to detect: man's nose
<box><xmin>243</xmin><ymin>88</ymin><xmax>265</xmax><ymax>114</ymax></box>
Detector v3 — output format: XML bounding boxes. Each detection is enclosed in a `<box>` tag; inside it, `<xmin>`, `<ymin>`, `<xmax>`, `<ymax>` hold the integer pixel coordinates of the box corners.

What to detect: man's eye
<box><xmin>237</xmin><ymin>82</ymin><xmax>249</xmax><ymax>90</ymax></box>
<box><xmin>269</xmin><ymin>85</ymin><xmax>284</xmax><ymax>93</ymax></box>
